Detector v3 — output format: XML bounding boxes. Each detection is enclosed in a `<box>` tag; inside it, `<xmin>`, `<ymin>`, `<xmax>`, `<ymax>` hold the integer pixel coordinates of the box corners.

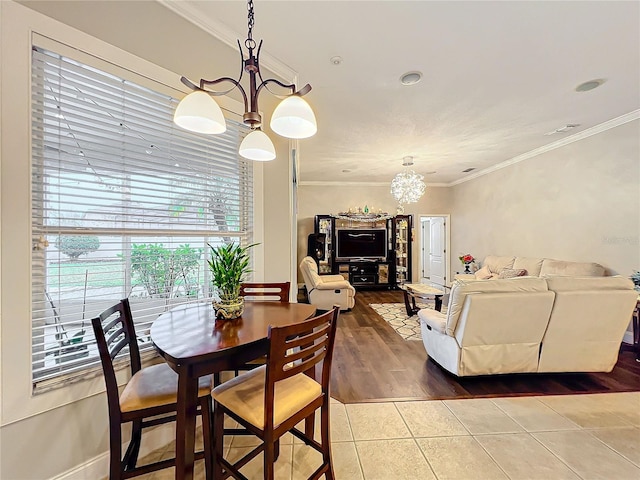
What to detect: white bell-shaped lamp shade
<box><xmin>270</xmin><ymin>95</ymin><xmax>317</xmax><ymax>139</ymax></box>
<box><xmin>239</xmin><ymin>130</ymin><xmax>276</xmax><ymax>161</ymax></box>
<box><xmin>174</xmin><ymin>90</ymin><xmax>226</xmax><ymax>134</ymax></box>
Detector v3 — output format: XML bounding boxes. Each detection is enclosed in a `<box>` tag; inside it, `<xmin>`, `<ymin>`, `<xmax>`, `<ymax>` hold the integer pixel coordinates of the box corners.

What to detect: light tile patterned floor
<box><xmin>130</xmin><ymin>392</ymin><xmax>640</xmax><ymax>480</ymax></box>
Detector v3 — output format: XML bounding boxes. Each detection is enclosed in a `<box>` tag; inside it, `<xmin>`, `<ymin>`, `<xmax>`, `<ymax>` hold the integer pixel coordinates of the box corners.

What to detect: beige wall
<box><xmin>297</xmin><ymin>184</ymin><xmax>452</xmax><ymax>283</ymax></box>
<box><xmin>262</xmin><ymin>145</ymin><xmax>294</xmax><ymax>283</ymax></box>
<box><xmin>450</xmin><ymin>119</ymin><xmax>640</xmax><ymax>277</ymax></box>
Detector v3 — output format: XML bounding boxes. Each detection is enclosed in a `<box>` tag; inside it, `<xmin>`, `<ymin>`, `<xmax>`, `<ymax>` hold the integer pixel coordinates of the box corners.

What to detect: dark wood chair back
<box><xmin>91</xmin><ymin>298</ymin><xmax>139</xmax><ymax>421</ymax></box>
<box><xmin>91</xmin><ymin>299</ymin><xmax>212</xmax><ymax>479</ymax></box>
<box><xmin>265</xmin><ymin>306</ymin><xmax>339</xmax><ymax>409</ymax></box>
<box><xmin>240</xmin><ymin>282</ymin><xmax>290</xmax><ymax>302</ymax></box>
<box><xmin>212</xmin><ymin>306</ymin><xmax>340</xmax><ymax>480</ymax></box>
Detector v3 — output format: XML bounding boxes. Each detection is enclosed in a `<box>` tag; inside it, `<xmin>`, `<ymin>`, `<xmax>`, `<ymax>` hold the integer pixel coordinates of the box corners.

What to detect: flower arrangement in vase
<box><xmin>459</xmin><ymin>253</ymin><xmax>475</xmax><ymax>274</ymax></box>
<box><xmin>207</xmin><ymin>242</ymin><xmax>257</xmax><ymax>320</ymax></box>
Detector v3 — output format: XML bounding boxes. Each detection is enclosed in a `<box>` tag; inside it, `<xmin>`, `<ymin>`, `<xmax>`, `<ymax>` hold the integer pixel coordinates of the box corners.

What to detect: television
<box><xmin>336</xmin><ymin>229</ymin><xmax>387</xmax><ymax>260</ymax></box>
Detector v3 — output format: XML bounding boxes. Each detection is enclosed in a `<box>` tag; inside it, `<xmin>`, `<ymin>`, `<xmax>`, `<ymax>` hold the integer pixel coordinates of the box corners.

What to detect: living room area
<box><xmin>1</xmin><ymin>1</ymin><xmax>639</xmax><ymax>480</ymax></box>
<box><xmin>293</xmin><ymin>116</ymin><xmax>640</xmax><ymax>476</ymax></box>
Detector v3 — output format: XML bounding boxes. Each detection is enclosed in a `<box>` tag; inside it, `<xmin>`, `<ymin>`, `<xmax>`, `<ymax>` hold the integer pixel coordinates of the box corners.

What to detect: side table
<box><xmin>401</xmin><ymin>283</ymin><xmax>447</xmax><ymax>317</ymax></box>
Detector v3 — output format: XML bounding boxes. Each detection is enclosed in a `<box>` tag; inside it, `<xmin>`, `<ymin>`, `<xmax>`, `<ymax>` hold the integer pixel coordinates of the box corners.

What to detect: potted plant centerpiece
<box><xmin>207</xmin><ymin>242</ymin><xmax>257</xmax><ymax>320</ymax></box>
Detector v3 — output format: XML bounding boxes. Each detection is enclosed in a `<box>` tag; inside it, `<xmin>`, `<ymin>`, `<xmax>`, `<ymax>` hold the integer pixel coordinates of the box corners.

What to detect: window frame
<box><xmin>29</xmin><ymin>42</ymin><xmax>256</xmax><ymax>392</ymax></box>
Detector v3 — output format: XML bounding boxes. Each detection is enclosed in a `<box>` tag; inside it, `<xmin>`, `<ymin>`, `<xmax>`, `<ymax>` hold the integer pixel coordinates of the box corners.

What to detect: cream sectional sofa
<box><xmin>457</xmin><ymin>255</ymin><xmax>605</xmax><ymax>281</ymax></box>
<box><xmin>419</xmin><ymin>275</ymin><xmax>637</xmax><ymax>376</ymax></box>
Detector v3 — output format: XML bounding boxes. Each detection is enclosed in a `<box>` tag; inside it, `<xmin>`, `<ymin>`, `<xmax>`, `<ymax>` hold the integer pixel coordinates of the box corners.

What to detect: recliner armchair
<box><xmin>299</xmin><ymin>256</ymin><xmax>355</xmax><ymax>311</ymax></box>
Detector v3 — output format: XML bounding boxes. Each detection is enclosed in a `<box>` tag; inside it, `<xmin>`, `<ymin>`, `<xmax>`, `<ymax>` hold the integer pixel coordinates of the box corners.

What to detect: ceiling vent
<box><xmin>462</xmin><ymin>168</ymin><xmax>476</xmax><ymax>173</ymax></box>
<box><xmin>575</xmin><ymin>79</ymin><xmax>606</xmax><ymax>92</ymax></box>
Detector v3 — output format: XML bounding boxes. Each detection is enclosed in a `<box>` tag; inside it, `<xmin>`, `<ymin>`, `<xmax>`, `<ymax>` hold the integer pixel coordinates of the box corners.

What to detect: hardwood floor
<box><xmin>329</xmin><ymin>289</ymin><xmax>640</xmax><ymax>403</ymax></box>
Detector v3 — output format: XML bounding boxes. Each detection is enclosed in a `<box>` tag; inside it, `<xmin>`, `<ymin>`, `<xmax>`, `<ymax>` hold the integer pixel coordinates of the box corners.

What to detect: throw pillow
<box><xmin>498</xmin><ymin>268</ymin><xmax>528</xmax><ymax>279</ymax></box>
<box><xmin>474</xmin><ymin>265</ymin><xmax>492</xmax><ymax>279</ymax></box>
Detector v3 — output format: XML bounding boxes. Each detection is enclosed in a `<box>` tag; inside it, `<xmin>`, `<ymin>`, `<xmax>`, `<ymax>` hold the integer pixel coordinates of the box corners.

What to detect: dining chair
<box><xmin>91</xmin><ymin>298</ymin><xmax>213</xmax><ymax>480</ymax></box>
<box><xmin>228</xmin><ymin>282</ymin><xmax>292</xmax><ymax>379</ymax></box>
<box><xmin>240</xmin><ymin>282</ymin><xmax>291</xmax><ymax>302</ymax></box>
<box><xmin>212</xmin><ymin>305</ymin><xmax>340</xmax><ymax>480</ymax></box>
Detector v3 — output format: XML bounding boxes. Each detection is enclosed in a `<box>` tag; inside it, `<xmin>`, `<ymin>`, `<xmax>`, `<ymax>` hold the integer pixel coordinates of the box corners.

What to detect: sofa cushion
<box><xmin>474</xmin><ymin>265</ymin><xmax>492</xmax><ymax>279</ymax></box>
<box><xmin>545</xmin><ymin>275</ymin><xmax>634</xmax><ymax>292</ymax></box>
<box><xmin>445</xmin><ymin>277</ymin><xmax>549</xmax><ymax>336</ymax></box>
<box><xmin>513</xmin><ymin>257</ymin><xmax>544</xmax><ymax>277</ymax></box>
<box><xmin>540</xmin><ymin>259</ymin><xmax>605</xmax><ymax>277</ymax></box>
<box><xmin>483</xmin><ymin>255</ymin><xmax>515</xmax><ymax>274</ymax></box>
<box><xmin>498</xmin><ymin>268</ymin><xmax>528</xmax><ymax>279</ymax></box>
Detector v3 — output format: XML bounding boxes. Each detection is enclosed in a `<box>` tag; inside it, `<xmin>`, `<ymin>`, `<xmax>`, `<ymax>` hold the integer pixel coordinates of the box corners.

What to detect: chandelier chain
<box><xmin>174</xmin><ymin>0</ymin><xmax>317</xmax><ymax>156</ymax></box>
<box><xmin>245</xmin><ymin>0</ymin><xmax>257</xmax><ymax>50</ymax></box>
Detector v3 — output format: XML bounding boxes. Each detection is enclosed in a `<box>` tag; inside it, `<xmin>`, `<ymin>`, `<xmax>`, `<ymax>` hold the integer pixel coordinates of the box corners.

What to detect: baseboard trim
<box><xmin>49</xmin><ymin>423</ymin><xmax>176</xmax><ymax>480</ymax></box>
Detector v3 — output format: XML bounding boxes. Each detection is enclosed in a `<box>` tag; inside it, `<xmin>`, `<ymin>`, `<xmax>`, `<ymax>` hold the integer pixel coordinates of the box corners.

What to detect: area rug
<box><xmin>369</xmin><ymin>302</ymin><xmax>447</xmax><ymax>341</ymax></box>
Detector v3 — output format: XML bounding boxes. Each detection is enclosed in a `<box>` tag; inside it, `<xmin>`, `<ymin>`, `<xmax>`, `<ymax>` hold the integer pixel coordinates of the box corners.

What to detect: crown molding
<box><xmin>424</xmin><ymin>183</ymin><xmax>450</xmax><ymax>188</ymax></box>
<box><xmin>448</xmin><ymin>109</ymin><xmax>640</xmax><ymax>186</ymax></box>
<box><xmin>157</xmin><ymin>0</ymin><xmax>298</xmax><ymax>83</ymax></box>
<box><xmin>299</xmin><ymin>181</ymin><xmax>389</xmax><ymax>187</ymax></box>
<box><xmin>298</xmin><ymin>180</ymin><xmax>450</xmax><ymax>187</ymax></box>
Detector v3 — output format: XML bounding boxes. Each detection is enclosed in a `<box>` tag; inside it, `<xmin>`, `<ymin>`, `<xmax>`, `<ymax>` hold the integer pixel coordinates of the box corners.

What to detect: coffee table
<box><xmin>401</xmin><ymin>283</ymin><xmax>447</xmax><ymax>316</ymax></box>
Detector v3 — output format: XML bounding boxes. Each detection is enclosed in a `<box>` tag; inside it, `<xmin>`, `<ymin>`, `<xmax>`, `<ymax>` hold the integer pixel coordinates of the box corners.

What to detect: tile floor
<box><xmin>130</xmin><ymin>391</ymin><xmax>640</xmax><ymax>480</ymax></box>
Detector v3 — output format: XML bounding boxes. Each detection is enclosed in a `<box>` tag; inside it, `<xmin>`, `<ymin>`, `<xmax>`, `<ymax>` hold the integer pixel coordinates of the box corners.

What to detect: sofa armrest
<box><xmin>315</xmin><ymin>280</ymin><xmax>353</xmax><ymax>290</ymax></box>
<box><xmin>319</xmin><ymin>274</ymin><xmax>347</xmax><ymax>283</ymax></box>
<box><xmin>454</xmin><ymin>273</ymin><xmax>476</xmax><ymax>281</ymax></box>
<box><xmin>418</xmin><ymin>309</ymin><xmax>448</xmax><ymax>335</ymax></box>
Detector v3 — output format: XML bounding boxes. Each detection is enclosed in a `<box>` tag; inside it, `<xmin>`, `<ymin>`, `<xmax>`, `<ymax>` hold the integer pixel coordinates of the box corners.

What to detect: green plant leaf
<box><xmin>207</xmin><ymin>242</ymin><xmax>258</xmax><ymax>300</ymax></box>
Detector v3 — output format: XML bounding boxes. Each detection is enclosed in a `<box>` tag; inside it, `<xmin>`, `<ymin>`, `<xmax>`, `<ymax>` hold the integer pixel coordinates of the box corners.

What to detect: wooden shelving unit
<box><xmin>313</xmin><ymin>214</ymin><xmax>412</xmax><ymax>289</ymax></box>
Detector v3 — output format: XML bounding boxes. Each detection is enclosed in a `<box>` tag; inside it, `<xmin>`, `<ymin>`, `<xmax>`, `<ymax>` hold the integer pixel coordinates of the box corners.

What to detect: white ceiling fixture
<box><xmin>400</xmin><ymin>71</ymin><xmax>423</xmax><ymax>86</ymax></box>
<box><xmin>575</xmin><ymin>79</ymin><xmax>606</xmax><ymax>92</ymax></box>
<box><xmin>173</xmin><ymin>0</ymin><xmax>317</xmax><ymax>161</ymax></box>
<box><xmin>390</xmin><ymin>156</ymin><xmax>426</xmax><ymax>206</ymax></box>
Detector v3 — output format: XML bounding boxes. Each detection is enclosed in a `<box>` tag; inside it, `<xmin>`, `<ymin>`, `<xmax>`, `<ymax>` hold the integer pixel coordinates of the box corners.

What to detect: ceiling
<box><xmin>18</xmin><ymin>1</ymin><xmax>640</xmax><ymax>186</ymax></box>
<box><xmin>166</xmin><ymin>0</ymin><xmax>639</xmax><ymax>185</ymax></box>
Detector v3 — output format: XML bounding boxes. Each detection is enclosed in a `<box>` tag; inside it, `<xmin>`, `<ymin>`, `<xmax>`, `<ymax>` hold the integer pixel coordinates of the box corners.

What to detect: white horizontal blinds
<box><xmin>31</xmin><ymin>46</ymin><xmax>253</xmax><ymax>389</ymax></box>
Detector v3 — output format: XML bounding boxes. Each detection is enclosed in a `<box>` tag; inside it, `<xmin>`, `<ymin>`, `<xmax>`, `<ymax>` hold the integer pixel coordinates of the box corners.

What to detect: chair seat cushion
<box><xmin>212</xmin><ymin>365</ymin><xmax>322</xmax><ymax>429</ymax></box>
<box><xmin>120</xmin><ymin>363</ymin><xmax>212</xmax><ymax>413</ymax></box>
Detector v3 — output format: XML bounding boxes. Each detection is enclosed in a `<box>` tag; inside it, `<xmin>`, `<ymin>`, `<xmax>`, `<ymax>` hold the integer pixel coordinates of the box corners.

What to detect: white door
<box><xmin>429</xmin><ymin>217</ymin><xmax>446</xmax><ymax>286</ymax></box>
<box><xmin>421</xmin><ymin>219</ymin><xmax>430</xmax><ymax>280</ymax></box>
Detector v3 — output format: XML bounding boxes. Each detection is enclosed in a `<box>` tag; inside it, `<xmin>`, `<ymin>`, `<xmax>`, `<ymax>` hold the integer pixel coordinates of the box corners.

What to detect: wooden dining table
<box><xmin>150</xmin><ymin>300</ymin><xmax>317</xmax><ymax>480</ymax></box>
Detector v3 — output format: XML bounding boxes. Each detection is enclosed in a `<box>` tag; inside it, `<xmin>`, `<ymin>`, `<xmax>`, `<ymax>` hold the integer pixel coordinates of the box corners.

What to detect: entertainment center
<box><xmin>313</xmin><ymin>213</ymin><xmax>413</xmax><ymax>289</ymax></box>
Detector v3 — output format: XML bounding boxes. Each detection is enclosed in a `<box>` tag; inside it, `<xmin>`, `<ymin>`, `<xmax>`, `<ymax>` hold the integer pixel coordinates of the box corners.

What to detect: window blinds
<box><xmin>31</xmin><ymin>46</ymin><xmax>253</xmax><ymax>390</ymax></box>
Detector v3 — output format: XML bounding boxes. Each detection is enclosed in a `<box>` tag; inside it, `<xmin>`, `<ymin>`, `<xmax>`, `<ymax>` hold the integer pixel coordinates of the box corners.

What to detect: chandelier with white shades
<box><xmin>173</xmin><ymin>0</ymin><xmax>316</xmax><ymax>162</ymax></box>
<box><xmin>390</xmin><ymin>156</ymin><xmax>426</xmax><ymax>205</ymax></box>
